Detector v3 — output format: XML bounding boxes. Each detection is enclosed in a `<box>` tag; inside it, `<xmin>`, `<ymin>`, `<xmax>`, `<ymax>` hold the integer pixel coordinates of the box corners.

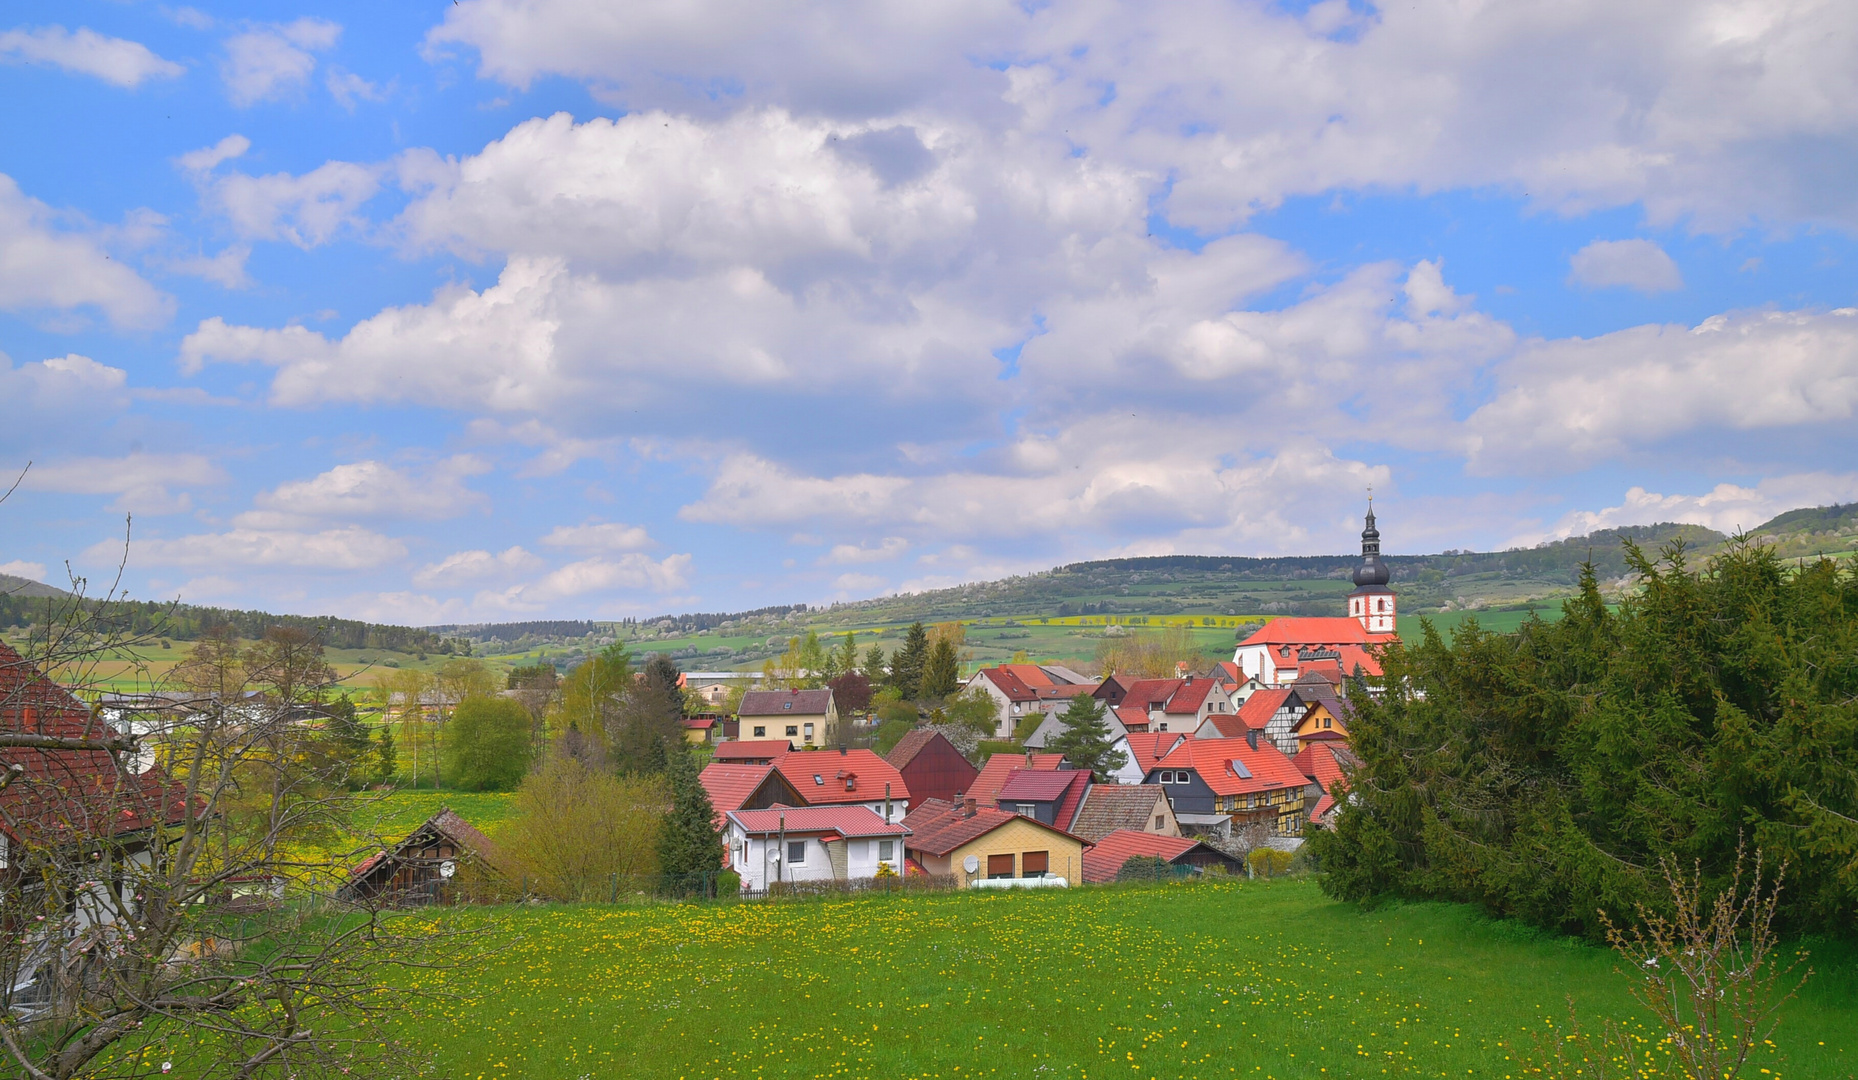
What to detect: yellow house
<box><xmin>737</xmin><ymin>687</ymin><xmax>840</xmax><ymax>748</ymax></box>
<box><xmin>901</xmin><ymin>798</ymin><xmax>1087</xmax><ymax>886</ymax></box>
<box><xmin>1292</xmin><ymin>700</ymin><xmax>1349</xmax><ymax>743</ymax></box>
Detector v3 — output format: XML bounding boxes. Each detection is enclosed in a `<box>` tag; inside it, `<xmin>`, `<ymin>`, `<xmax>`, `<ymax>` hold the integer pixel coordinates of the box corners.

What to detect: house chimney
<box><xmin>962</xmin><ymin>797</ymin><xmax>978</xmax><ymax>817</ymax></box>
<box><xmin>1246</xmin><ymin>727</ymin><xmax>1259</xmax><ymax>751</ymax></box>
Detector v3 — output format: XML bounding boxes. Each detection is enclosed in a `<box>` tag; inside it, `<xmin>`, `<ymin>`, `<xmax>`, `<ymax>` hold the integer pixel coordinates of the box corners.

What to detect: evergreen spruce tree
<box><xmin>322</xmin><ymin>693</ymin><xmax>372</xmax><ymax>790</ymax></box>
<box><xmin>922</xmin><ymin>637</ymin><xmax>960</xmax><ymax>699</ymax></box>
<box><xmin>659</xmin><ymin>743</ymin><xmax>723</xmax><ymax>895</ymax></box>
<box><xmin>889</xmin><ymin>623</ymin><xmax>930</xmax><ymax>698</ymax></box>
<box><xmin>863</xmin><ymin>644</ymin><xmax>887</xmax><ymax>679</ymax></box>
<box><xmin>1047</xmin><ymin>694</ymin><xmax>1128</xmax><ymax>780</ymax></box>
<box><xmin>375</xmin><ymin>723</ymin><xmax>397</xmax><ymax>786</ymax></box>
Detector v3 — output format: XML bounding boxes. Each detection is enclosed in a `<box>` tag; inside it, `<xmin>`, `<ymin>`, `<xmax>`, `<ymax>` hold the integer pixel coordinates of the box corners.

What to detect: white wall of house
<box><xmin>728</xmin><ymin>828</ymin><xmax>904</xmax><ymax>891</ymax></box>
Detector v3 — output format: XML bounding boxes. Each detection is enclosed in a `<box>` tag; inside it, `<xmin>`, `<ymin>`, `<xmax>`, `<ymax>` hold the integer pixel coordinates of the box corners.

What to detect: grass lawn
<box><xmin>349</xmin><ymin>789</ymin><xmax>518</xmax><ymax>842</ymax></box>
<box><xmin>392</xmin><ymin>878</ymin><xmax>1855</xmax><ymax>1080</ymax></box>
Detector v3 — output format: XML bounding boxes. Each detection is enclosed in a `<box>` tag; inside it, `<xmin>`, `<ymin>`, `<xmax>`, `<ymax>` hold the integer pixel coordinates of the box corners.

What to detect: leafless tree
<box><xmin>0</xmin><ymin>515</ymin><xmax>484</xmax><ymax>1080</ymax></box>
<box><xmin>1516</xmin><ymin>845</ymin><xmax>1810</xmax><ymax>1080</ymax></box>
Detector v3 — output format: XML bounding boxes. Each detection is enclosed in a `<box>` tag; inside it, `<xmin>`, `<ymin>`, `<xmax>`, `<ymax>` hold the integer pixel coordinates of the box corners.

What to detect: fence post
<box><xmin>610</xmin><ymin>873</ymin><xmax>618</xmax><ymax>904</ymax></box>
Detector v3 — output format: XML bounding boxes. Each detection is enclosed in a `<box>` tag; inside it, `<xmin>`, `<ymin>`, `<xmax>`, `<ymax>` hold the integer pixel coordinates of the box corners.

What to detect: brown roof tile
<box><xmin>1067</xmin><ymin>785</ymin><xmax>1169</xmax><ymax>843</ymax></box>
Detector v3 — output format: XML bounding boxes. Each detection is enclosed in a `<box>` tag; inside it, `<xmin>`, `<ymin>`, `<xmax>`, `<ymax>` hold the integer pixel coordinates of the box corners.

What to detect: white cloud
<box><xmin>1467</xmin><ymin>307</ymin><xmax>1858</xmax><ymax>472</ymax></box>
<box><xmin>1569</xmin><ymin>239</ymin><xmax>1684</xmax><ymax>293</ymax></box>
<box><xmin>429</xmin><ymin>0</ymin><xmax>1858</xmax><ymax>232</ymax></box>
<box><xmin>221</xmin><ymin>18</ymin><xmax>340</xmax><ymax>107</ymax></box>
<box><xmin>478</xmin><ymin>553</ymin><xmax>692</xmax><ymax>610</ymax></box>
<box><xmin>680</xmin><ymin>428</ymin><xmax>1388</xmax><ymax>554</ymax></box>
<box><xmin>245</xmin><ymin>457</ymin><xmax>489</xmax><ymax>525</ymax></box>
<box><xmin>539</xmin><ymin>521</ymin><xmax>654</xmax><ymax>551</ymax></box>
<box><xmin>1528</xmin><ymin>473</ymin><xmax>1858</xmax><ymax>543</ymax></box>
<box><xmin>0</xmin><ymin>175</ymin><xmax>172</xmax><ymax>328</ymax></box>
<box><xmin>21</xmin><ymin>451</ymin><xmax>226</xmax><ymax>514</ymax></box>
<box><xmin>325</xmin><ymin>67</ymin><xmax>383</xmax><ymax>109</ymax></box>
<box><xmin>829</xmin><ymin>572</ymin><xmax>889</xmax><ymax>597</ymax></box>
<box><xmin>0</xmin><ymin>559</ymin><xmax>47</xmax><ymax>582</ymax></box>
<box><xmin>412</xmin><ymin>546</ymin><xmax>542</xmax><ymax>587</ymax></box>
<box><xmin>207</xmin><ymin>159</ymin><xmax>382</xmax><ymax>248</ymax></box>
<box><xmin>821</xmin><ymin>537</ymin><xmax>909</xmax><ymax>564</ymax></box>
<box><xmin>177</xmin><ymin>134</ymin><xmax>251</xmax><ymax>174</ymax></box>
<box><xmin>0</xmin><ymin>25</ymin><xmax>185</xmax><ymax>88</ymax></box>
<box><xmin>113</xmin><ymin>525</ymin><xmax>406</xmax><ymax>570</ymax></box>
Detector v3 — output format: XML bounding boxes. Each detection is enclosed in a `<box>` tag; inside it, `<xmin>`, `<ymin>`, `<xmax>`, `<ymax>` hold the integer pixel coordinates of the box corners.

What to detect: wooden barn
<box><xmin>339</xmin><ymin>808</ymin><xmax>500</xmax><ymax>906</ymax></box>
<box><xmin>884</xmin><ymin>729</ymin><xmax>979</xmax><ymax>810</ymax></box>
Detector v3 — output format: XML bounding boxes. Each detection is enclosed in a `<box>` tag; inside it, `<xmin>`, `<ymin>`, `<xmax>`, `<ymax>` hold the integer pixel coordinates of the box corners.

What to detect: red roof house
<box><xmin>1080</xmin><ymin>829</ymin><xmax>1243</xmax><ymax>883</ymax></box>
<box><xmin>885</xmin><ymin>729</ymin><xmax>979</xmax><ymax>810</ymax></box>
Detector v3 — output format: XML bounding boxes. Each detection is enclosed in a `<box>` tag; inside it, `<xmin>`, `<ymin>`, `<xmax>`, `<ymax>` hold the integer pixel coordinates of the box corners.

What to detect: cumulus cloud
<box><xmin>1530</xmin><ymin>473</ymin><xmax>1858</xmax><ymax>542</ymax></box>
<box><xmin>0</xmin><ymin>560</ymin><xmax>47</xmax><ymax>582</ymax></box>
<box><xmin>0</xmin><ymin>25</ymin><xmax>185</xmax><ymax>88</ymax></box>
<box><xmin>681</xmin><ymin>429</ymin><xmax>1388</xmax><ymax>554</ymax></box>
<box><xmin>187</xmin><ymin>149</ymin><xmax>381</xmax><ymax>248</ymax></box>
<box><xmin>822</xmin><ymin>537</ymin><xmax>909</xmax><ymax>564</ymax></box>
<box><xmin>177</xmin><ymin>134</ymin><xmax>252</xmax><ymax>174</ymax></box>
<box><xmin>539</xmin><ymin>521</ymin><xmax>654</xmax><ymax>551</ymax></box>
<box><xmin>412</xmin><ymin>546</ymin><xmax>542</xmax><ymax>587</ymax></box>
<box><xmin>21</xmin><ymin>451</ymin><xmax>226</xmax><ymax>514</ymax></box>
<box><xmin>478</xmin><ymin>553</ymin><xmax>692</xmax><ymax>610</ymax></box>
<box><xmin>221</xmin><ymin>18</ymin><xmax>340</xmax><ymax>106</ymax></box>
<box><xmin>1569</xmin><ymin>239</ymin><xmax>1684</xmax><ymax>293</ymax></box>
<box><xmin>244</xmin><ymin>457</ymin><xmax>489</xmax><ymax>525</ymax></box>
<box><xmin>1467</xmin><ymin>307</ymin><xmax>1858</xmax><ymax>472</ymax></box>
<box><xmin>0</xmin><ymin>175</ymin><xmax>172</xmax><ymax>328</ymax></box>
<box><xmin>113</xmin><ymin>525</ymin><xmax>406</xmax><ymax>570</ymax></box>
<box><xmin>430</xmin><ymin>0</ymin><xmax>1858</xmax><ymax>232</ymax></box>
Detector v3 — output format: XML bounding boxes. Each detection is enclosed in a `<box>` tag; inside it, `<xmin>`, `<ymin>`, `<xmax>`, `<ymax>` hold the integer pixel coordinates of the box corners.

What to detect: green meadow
<box><xmin>389</xmin><ymin>878</ymin><xmax>1855</xmax><ymax>1080</ymax></box>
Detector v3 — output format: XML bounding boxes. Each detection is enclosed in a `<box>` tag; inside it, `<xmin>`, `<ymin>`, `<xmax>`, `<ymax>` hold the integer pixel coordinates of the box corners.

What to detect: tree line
<box><xmin>1309</xmin><ymin>539</ymin><xmax>1858</xmax><ymax>938</ymax></box>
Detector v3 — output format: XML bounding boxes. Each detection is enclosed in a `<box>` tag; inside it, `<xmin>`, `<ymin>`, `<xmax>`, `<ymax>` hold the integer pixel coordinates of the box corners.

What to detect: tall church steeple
<box><xmin>1347</xmin><ymin>500</ymin><xmax>1396</xmax><ymax>635</ymax></box>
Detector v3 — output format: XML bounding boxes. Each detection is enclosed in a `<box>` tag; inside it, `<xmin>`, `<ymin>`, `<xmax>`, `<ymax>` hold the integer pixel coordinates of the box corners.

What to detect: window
<box><xmin>783</xmin><ymin>702</ymin><xmax>793</xmax><ymax>710</ymax></box>
<box><xmin>1158</xmin><ymin>722</ymin><xmax>1168</xmax><ymax>732</ymax></box>
<box><xmin>986</xmin><ymin>853</ymin><xmax>1015</xmax><ymax>879</ymax></box>
<box><xmin>1022</xmin><ymin>851</ymin><xmax>1049</xmax><ymax>877</ymax></box>
<box><xmin>804</xmin><ymin>722</ymin><xmax>815</xmax><ymax>740</ymax></box>
<box><xmin>788</xmin><ymin>841</ymin><xmax>806</xmax><ymax>864</ymax></box>
<box><xmin>753</xmin><ymin>725</ymin><xmax>766</xmax><ymax>738</ymax></box>
<box><xmin>878</xmin><ymin>840</ymin><xmax>894</xmax><ymax>861</ymax></box>
<box><xmin>1014</xmin><ymin>803</ymin><xmax>1035</xmax><ymax>816</ymax></box>
<box><xmin>786</xmin><ymin>725</ymin><xmax>799</xmax><ymax>737</ymax></box>
<box><xmin>1153</xmin><ymin>816</ymin><xmax>1165</xmax><ymax>830</ymax></box>
<box><xmin>813</xmin><ymin>774</ymin><xmax>824</xmax><ymax>785</ymax></box>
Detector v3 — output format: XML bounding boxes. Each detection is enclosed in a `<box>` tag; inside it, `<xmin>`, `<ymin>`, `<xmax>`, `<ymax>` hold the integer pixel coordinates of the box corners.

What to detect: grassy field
<box><xmin>348</xmin><ymin>789</ymin><xmax>518</xmax><ymax>843</ymax></box>
<box><xmin>388</xmin><ymin>878</ymin><xmax>1855</xmax><ymax>1080</ymax></box>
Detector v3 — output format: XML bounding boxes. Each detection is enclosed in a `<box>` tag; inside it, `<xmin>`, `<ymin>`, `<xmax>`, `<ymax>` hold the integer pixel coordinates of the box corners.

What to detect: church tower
<box><xmin>1347</xmin><ymin>503</ymin><xmax>1396</xmax><ymax>636</ymax></box>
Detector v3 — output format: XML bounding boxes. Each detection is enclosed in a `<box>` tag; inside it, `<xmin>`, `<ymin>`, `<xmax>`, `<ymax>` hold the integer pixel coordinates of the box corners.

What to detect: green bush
<box><xmin>1247</xmin><ymin>848</ymin><xmax>1293</xmax><ymax>878</ymax></box>
<box><xmin>873</xmin><ymin>718</ymin><xmax>915</xmax><ymax>755</ymax></box>
<box><xmin>1012</xmin><ymin>712</ymin><xmax>1044</xmax><ymax>740</ymax></box>
<box><xmin>714</xmin><ymin>871</ymin><xmax>741</xmax><ymax>898</ymax></box>
<box><xmin>1116</xmin><ymin>854</ymin><xmax>1174</xmax><ymax>882</ymax></box>
<box><xmin>875</xmin><ymin>700</ymin><xmax>918</xmax><ymax>726</ymax></box>
<box><xmin>441</xmin><ymin>694</ymin><xmax>534</xmax><ymax>791</ymax></box>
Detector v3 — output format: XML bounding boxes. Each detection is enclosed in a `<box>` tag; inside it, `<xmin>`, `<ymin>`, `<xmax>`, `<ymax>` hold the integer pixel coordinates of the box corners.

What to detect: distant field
<box><xmin>378</xmin><ymin>877</ymin><xmax>1853</xmax><ymax>1080</ymax></box>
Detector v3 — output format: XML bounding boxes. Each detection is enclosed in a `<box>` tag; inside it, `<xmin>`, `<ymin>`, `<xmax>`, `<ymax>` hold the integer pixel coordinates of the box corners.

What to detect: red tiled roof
<box><xmin>1152</xmin><ymin>737</ymin><xmax>1309</xmax><ymax>797</ymax></box>
<box><xmin>901</xmin><ymin>798</ymin><xmax>1083</xmax><ymax>857</ymax></box>
<box><xmin>1116</xmin><ymin>732</ymin><xmax>1184</xmax><ymax>775</ymax></box>
<box><xmin>714</xmin><ymin>739</ymin><xmax>794</xmax><ymax>761</ymax></box>
<box><xmin>996</xmin><ymin>768</ymin><xmax>1079</xmax><ymax>802</ymax></box>
<box><xmin>1235</xmin><ymin>688</ymin><xmax>1295</xmax><ymax>730</ymax></box>
<box><xmin>0</xmin><ymin>644</ymin><xmax>189</xmax><ymax>847</ymax></box>
<box><xmin>1081</xmin><ymin>829</ymin><xmax>1201</xmax><ymax>883</ymax></box>
<box><xmin>738</xmin><ymin>688</ymin><xmax>834</xmax><ymax>716</ymax></box>
<box><xmin>1238</xmin><ymin>616</ymin><xmax>1372</xmax><ymax>647</ymax></box>
<box><xmin>977</xmin><ymin>666</ymin><xmax>1095</xmax><ymax>704</ymax></box>
<box><xmin>885</xmin><ymin>728</ymin><xmax>940</xmax><ymax>768</ymax></box>
<box><xmin>1196</xmin><ymin>714</ymin><xmax>1248</xmax><ymax>738</ymax></box>
<box><xmin>1052</xmin><ymin>770</ymin><xmax>1091</xmax><ymax>831</ymax></box>
<box><xmin>1295</xmin><ymin>742</ymin><xmax>1355</xmax><ymax>796</ymax></box>
<box><xmin>1310</xmin><ymin>793</ymin><xmax>1337</xmax><ymax>823</ymax></box>
<box><xmin>772</xmin><ymin>748</ymin><xmax>910</xmax><ymax>805</ymax></box>
<box><xmin>967</xmin><ymin>751</ymin><xmax>1062</xmax><ymax>805</ymax></box>
<box><xmin>680</xmin><ymin>717</ymin><xmax>715</xmax><ymax>730</ymax></box>
<box><xmin>699</xmin><ymin>763</ymin><xmax>774</xmax><ymax>814</ymax></box>
<box><xmin>1160</xmin><ymin>678</ymin><xmax>1216</xmax><ymax>715</ymax></box>
<box><xmin>727</xmin><ymin>805</ymin><xmax>906</xmax><ymax>838</ymax></box>
<box><xmin>1001</xmin><ymin>663</ymin><xmax>1056</xmax><ymax>688</ymax></box>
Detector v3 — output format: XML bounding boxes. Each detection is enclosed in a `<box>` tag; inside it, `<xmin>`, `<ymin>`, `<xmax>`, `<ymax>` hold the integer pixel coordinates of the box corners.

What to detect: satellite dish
<box><xmin>963</xmin><ymin>855</ymin><xmax>980</xmax><ymax>874</ymax></box>
<box><xmin>439</xmin><ymin>860</ymin><xmax>456</xmax><ymax>879</ymax></box>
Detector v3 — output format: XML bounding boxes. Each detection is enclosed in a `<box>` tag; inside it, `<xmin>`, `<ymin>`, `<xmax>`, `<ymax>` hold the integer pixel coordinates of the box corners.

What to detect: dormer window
<box><xmin>784</xmin><ymin>702</ymin><xmax>793</xmax><ymax>710</ymax></box>
<box><xmin>813</xmin><ymin>774</ymin><xmax>824</xmax><ymax>785</ymax></box>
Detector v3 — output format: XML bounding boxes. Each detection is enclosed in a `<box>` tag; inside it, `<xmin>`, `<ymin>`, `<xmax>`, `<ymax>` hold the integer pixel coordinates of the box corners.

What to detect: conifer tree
<box><xmin>889</xmin><ymin>623</ymin><xmax>930</xmax><ymax>698</ymax></box>
<box><xmin>1047</xmin><ymin>693</ymin><xmax>1128</xmax><ymax>780</ymax></box>
<box><xmin>659</xmin><ymin>744</ymin><xmax>723</xmax><ymax>895</ymax></box>
<box><xmin>922</xmin><ymin>637</ymin><xmax>960</xmax><ymax>699</ymax></box>
<box><xmin>863</xmin><ymin>644</ymin><xmax>887</xmax><ymax>678</ymax></box>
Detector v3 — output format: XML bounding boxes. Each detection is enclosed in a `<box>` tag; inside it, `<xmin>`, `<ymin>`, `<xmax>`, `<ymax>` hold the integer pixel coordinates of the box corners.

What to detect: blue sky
<box><xmin>1</xmin><ymin>0</ymin><xmax>1856</xmax><ymax>624</ymax></box>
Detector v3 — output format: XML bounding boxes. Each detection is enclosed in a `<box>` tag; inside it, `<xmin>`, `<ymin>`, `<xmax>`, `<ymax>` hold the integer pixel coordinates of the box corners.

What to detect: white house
<box><xmin>726</xmin><ymin>805</ymin><xmax>909</xmax><ymax>891</ymax></box>
<box><xmin>963</xmin><ymin>664</ymin><xmax>1096</xmax><ymax>739</ymax></box>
